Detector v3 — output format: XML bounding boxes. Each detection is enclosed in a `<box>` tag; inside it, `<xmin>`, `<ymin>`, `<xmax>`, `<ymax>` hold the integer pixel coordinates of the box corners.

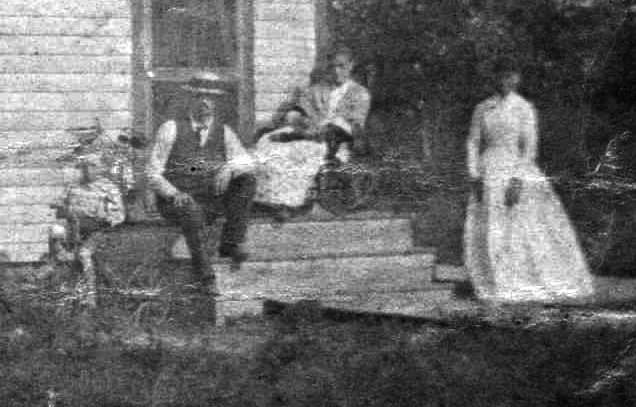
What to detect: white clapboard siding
<box><xmin>0</xmin><ymin>74</ymin><xmax>131</xmax><ymax>92</ymax></box>
<box><xmin>0</xmin><ymin>222</ymin><xmax>62</xmax><ymax>243</ymax></box>
<box><xmin>254</xmin><ymin>38</ymin><xmax>314</xmax><ymax>58</ymax></box>
<box><xmin>253</xmin><ymin>0</ymin><xmax>316</xmax><ymax>127</ymax></box>
<box><xmin>255</xmin><ymin>73</ymin><xmax>309</xmax><ymax>94</ymax></box>
<box><xmin>0</xmin><ymin>111</ymin><xmax>132</xmax><ymax>132</ymax></box>
<box><xmin>0</xmin><ymin>205</ymin><xmax>60</xmax><ymax>224</ymax></box>
<box><xmin>0</xmin><ymin>150</ymin><xmax>75</xmax><ymax>170</ymax></box>
<box><xmin>0</xmin><ymin>186</ymin><xmax>66</xmax><ymax>206</ymax></box>
<box><xmin>0</xmin><ymin>36</ymin><xmax>132</xmax><ymax>56</ymax></box>
<box><xmin>0</xmin><ymin>16</ymin><xmax>131</xmax><ymax>36</ymax></box>
<box><xmin>0</xmin><ymin>166</ymin><xmax>79</xmax><ymax>187</ymax></box>
<box><xmin>0</xmin><ymin>242</ymin><xmax>49</xmax><ymax>263</ymax></box>
<box><xmin>0</xmin><ymin>92</ymin><xmax>130</xmax><ymax>111</ymax></box>
<box><xmin>254</xmin><ymin>56</ymin><xmax>313</xmax><ymax>75</ymax></box>
<box><xmin>254</xmin><ymin>20</ymin><xmax>315</xmax><ymax>40</ymax></box>
<box><xmin>0</xmin><ymin>1</ymin><xmax>131</xmax><ymax>17</ymax></box>
<box><xmin>2</xmin><ymin>129</ymin><xmax>124</xmax><ymax>150</ymax></box>
<box><xmin>0</xmin><ymin>56</ymin><xmax>132</xmax><ymax>74</ymax></box>
<box><xmin>256</xmin><ymin>2</ymin><xmax>314</xmax><ymax>21</ymax></box>
<box><xmin>255</xmin><ymin>92</ymin><xmax>293</xmax><ymax>112</ymax></box>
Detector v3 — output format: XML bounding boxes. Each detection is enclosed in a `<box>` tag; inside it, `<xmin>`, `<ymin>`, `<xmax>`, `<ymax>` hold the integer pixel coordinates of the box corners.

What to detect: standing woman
<box><xmin>464</xmin><ymin>57</ymin><xmax>594</xmax><ymax>303</ymax></box>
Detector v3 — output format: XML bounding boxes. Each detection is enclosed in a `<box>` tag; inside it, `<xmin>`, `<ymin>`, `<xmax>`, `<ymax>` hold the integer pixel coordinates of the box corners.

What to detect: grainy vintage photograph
<box><xmin>2</xmin><ymin>0</ymin><xmax>636</xmax><ymax>405</ymax></box>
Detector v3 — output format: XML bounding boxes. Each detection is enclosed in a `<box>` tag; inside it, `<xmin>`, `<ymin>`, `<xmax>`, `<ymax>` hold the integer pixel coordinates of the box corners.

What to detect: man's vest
<box><xmin>163</xmin><ymin>117</ymin><xmax>226</xmax><ymax>196</ymax></box>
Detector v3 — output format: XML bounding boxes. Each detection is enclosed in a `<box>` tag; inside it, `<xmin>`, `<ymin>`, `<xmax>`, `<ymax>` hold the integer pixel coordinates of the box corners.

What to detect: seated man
<box><xmin>147</xmin><ymin>73</ymin><xmax>256</xmax><ymax>294</ymax></box>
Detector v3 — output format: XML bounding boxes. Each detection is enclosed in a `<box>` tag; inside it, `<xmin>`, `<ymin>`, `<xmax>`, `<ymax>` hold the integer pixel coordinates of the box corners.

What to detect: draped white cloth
<box><xmin>252</xmin><ymin>126</ymin><xmax>348</xmax><ymax>208</ymax></box>
<box><xmin>464</xmin><ymin>92</ymin><xmax>594</xmax><ymax>303</ymax></box>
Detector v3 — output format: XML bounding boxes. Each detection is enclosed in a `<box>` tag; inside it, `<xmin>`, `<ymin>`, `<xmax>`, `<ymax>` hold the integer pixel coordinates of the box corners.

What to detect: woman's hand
<box><xmin>505</xmin><ymin>177</ymin><xmax>523</xmax><ymax>208</ymax></box>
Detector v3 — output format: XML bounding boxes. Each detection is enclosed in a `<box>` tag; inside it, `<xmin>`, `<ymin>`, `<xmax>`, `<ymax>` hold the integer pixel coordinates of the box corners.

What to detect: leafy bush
<box><xmin>327</xmin><ymin>0</ymin><xmax>633</xmax><ymax>172</ymax></box>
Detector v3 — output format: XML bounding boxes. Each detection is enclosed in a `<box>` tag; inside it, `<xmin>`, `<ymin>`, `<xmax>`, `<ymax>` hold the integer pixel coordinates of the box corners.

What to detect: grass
<box><xmin>3</xmin><ymin>267</ymin><xmax>636</xmax><ymax>407</ymax></box>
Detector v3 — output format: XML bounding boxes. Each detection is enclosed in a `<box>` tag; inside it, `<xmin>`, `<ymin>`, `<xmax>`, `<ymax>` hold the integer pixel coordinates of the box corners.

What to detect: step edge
<box><xmin>169</xmin><ymin>247</ymin><xmax>438</xmax><ymax>265</ymax></box>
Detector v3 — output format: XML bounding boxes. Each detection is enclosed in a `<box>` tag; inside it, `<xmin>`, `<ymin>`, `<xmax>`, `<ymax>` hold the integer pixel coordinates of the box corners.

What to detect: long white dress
<box><xmin>464</xmin><ymin>92</ymin><xmax>594</xmax><ymax>303</ymax></box>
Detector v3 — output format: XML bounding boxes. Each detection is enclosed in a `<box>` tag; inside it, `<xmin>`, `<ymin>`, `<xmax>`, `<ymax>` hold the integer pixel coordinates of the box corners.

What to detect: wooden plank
<box><xmin>0</xmin><ymin>74</ymin><xmax>131</xmax><ymax>92</ymax></box>
<box><xmin>254</xmin><ymin>38</ymin><xmax>315</xmax><ymax>58</ymax></box>
<box><xmin>0</xmin><ymin>16</ymin><xmax>131</xmax><ymax>36</ymax></box>
<box><xmin>0</xmin><ymin>222</ymin><xmax>62</xmax><ymax>243</ymax></box>
<box><xmin>0</xmin><ymin>149</ymin><xmax>74</xmax><ymax>169</ymax></box>
<box><xmin>0</xmin><ymin>1</ymin><xmax>131</xmax><ymax>17</ymax></box>
<box><xmin>255</xmin><ymin>2</ymin><xmax>314</xmax><ymax>21</ymax></box>
<box><xmin>0</xmin><ymin>92</ymin><xmax>130</xmax><ymax>111</ymax></box>
<box><xmin>0</xmin><ymin>36</ymin><xmax>132</xmax><ymax>56</ymax></box>
<box><xmin>254</xmin><ymin>56</ymin><xmax>312</xmax><ymax>75</ymax></box>
<box><xmin>0</xmin><ymin>205</ymin><xmax>59</xmax><ymax>224</ymax></box>
<box><xmin>0</xmin><ymin>111</ymin><xmax>132</xmax><ymax>132</ymax></box>
<box><xmin>172</xmin><ymin>218</ymin><xmax>416</xmax><ymax>261</ymax></box>
<box><xmin>0</xmin><ymin>242</ymin><xmax>49</xmax><ymax>263</ymax></box>
<box><xmin>0</xmin><ymin>55</ymin><xmax>131</xmax><ymax>74</ymax></box>
<box><xmin>217</xmin><ymin>253</ymin><xmax>437</xmax><ymax>299</ymax></box>
<box><xmin>1</xmin><ymin>129</ymin><xmax>123</xmax><ymax>150</ymax></box>
<box><xmin>0</xmin><ymin>167</ymin><xmax>80</xmax><ymax>187</ymax></box>
<box><xmin>255</xmin><ymin>73</ymin><xmax>309</xmax><ymax>93</ymax></box>
<box><xmin>0</xmin><ymin>186</ymin><xmax>66</xmax><ymax>205</ymax></box>
<box><xmin>254</xmin><ymin>20</ymin><xmax>315</xmax><ymax>40</ymax></box>
<box><xmin>255</xmin><ymin>92</ymin><xmax>293</xmax><ymax>112</ymax></box>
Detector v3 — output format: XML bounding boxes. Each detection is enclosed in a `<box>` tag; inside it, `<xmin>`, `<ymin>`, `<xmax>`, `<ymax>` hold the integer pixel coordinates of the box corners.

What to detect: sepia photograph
<box><xmin>2</xmin><ymin>0</ymin><xmax>636</xmax><ymax>405</ymax></box>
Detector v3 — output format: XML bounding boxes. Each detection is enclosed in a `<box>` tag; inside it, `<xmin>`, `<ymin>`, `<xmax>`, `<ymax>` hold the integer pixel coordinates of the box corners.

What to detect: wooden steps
<box><xmin>77</xmin><ymin>210</ymin><xmax>450</xmax><ymax>325</ymax></box>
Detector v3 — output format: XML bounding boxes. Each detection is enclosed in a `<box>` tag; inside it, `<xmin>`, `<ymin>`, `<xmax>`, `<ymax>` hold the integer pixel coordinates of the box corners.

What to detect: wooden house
<box><xmin>0</xmin><ymin>0</ymin><xmax>331</xmax><ymax>263</ymax></box>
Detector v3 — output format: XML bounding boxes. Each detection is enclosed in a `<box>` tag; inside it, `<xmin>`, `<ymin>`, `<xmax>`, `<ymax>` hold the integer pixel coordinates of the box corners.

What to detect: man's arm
<box><xmin>146</xmin><ymin>120</ymin><xmax>179</xmax><ymax>199</ymax></box>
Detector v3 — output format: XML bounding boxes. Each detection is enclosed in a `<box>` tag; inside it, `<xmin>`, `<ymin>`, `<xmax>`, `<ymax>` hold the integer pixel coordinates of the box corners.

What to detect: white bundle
<box><xmin>64</xmin><ymin>177</ymin><xmax>126</xmax><ymax>226</ymax></box>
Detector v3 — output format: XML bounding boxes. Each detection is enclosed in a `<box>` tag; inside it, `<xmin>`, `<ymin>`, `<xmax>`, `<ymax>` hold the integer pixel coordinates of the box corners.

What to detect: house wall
<box><xmin>253</xmin><ymin>0</ymin><xmax>316</xmax><ymax>125</ymax></box>
<box><xmin>0</xmin><ymin>0</ymin><xmax>319</xmax><ymax>263</ymax></box>
<box><xmin>0</xmin><ymin>0</ymin><xmax>134</xmax><ymax>262</ymax></box>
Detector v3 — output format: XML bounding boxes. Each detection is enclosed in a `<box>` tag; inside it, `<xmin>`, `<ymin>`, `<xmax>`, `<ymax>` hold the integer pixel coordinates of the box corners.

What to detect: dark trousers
<box><xmin>157</xmin><ymin>173</ymin><xmax>256</xmax><ymax>279</ymax></box>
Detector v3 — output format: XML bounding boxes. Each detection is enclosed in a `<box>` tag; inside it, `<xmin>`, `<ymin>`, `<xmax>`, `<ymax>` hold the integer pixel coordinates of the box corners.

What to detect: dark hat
<box><xmin>181</xmin><ymin>71</ymin><xmax>234</xmax><ymax>95</ymax></box>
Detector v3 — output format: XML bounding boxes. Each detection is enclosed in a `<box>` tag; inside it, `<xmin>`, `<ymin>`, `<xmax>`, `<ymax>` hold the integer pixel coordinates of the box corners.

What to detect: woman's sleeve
<box><xmin>467</xmin><ymin>105</ymin><xmax>482</xmax><ymax>178</ymax></box>
<box><xmin>520</xmin><ymin>104</ymin><xmax>538</xmax><ymax>164</ymax></box>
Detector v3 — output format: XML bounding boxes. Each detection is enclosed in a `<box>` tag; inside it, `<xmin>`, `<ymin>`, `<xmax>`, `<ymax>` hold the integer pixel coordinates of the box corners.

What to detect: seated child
<box><xmin>50</xmin><ymin>153</ymin><xmax>127</xmax><ymax>305</ymax></box>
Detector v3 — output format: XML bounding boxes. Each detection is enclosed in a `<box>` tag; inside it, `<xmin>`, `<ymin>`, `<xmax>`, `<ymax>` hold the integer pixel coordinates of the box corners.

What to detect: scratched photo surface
<box><xmin>3</xmin><ymin>1</ymin><xmax>636</xmax><ymax>406</ymax></box>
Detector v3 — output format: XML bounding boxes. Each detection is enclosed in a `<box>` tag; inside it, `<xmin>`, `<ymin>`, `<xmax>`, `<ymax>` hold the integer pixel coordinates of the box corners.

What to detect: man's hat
<box><xmin>181</xmin><ymin>71</ymin><xmax>234</xmax><ymax>95</ymax></box>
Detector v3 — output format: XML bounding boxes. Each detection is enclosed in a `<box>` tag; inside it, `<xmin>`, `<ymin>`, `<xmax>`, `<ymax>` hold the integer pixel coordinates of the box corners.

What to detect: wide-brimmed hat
<box><xmin>181</xmin><ymin>72</ymin><xmax>231</xmax><ymax>95</ymax></box>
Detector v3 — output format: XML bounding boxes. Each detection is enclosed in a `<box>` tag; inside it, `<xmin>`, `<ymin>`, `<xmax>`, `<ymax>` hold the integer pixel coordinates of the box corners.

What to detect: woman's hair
<box><xmin>492</xmin><ymin>55</ymin><xmax>521</xmax><ymax>76</ymax></box>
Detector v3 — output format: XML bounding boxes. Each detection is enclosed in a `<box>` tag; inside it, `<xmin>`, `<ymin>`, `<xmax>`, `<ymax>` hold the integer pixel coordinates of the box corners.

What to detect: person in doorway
<box><xmin>147</xmin><ymin>73</ymin><xmax>256</xmax><ymax>294</ymax></box>
<box><xmin>464</xmin><ymin>56</ymin><xmax>594</xmax><ymax>303</ymax></box>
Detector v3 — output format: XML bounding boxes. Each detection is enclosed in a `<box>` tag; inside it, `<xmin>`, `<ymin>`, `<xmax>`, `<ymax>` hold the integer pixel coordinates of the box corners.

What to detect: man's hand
<box><xmin>214</xmin><ymin>156</ymin><xmax>256</xmax><ymax>194</ymax></box>
<box><xmin>172</xmin><ymin>191</ymin><xmax>194</xmax><ymax>207</ymax></box>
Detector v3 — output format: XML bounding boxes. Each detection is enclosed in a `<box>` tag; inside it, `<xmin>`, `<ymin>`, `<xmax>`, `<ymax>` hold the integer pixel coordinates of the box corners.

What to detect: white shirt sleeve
<box><xmin>146</xmin><ymin>120</ymin><xmax>179</xmax><ymax>199</ymax></box>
